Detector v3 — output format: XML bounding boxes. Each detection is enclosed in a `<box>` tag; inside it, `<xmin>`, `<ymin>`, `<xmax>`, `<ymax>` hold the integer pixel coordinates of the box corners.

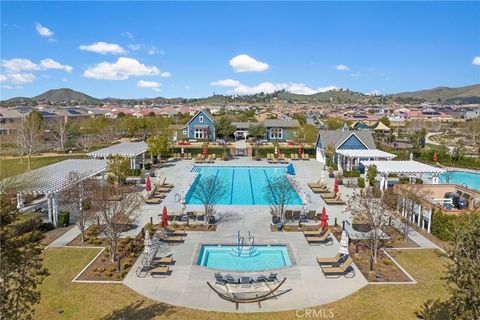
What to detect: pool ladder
<box><xmin>232</xmin><ymin>231</ymin><xmax>256</xmax><ymax>256</ymax></box>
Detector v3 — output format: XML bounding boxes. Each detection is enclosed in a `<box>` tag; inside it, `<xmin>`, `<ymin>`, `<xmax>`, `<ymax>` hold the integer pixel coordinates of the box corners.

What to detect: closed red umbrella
<box><xmin>276</xmin><ymin>147</ymin><xmax>281</xmax><ymax>157</ymax></box>
<box><xmin>320</xmin><ymin>207</ymin><xmax>328</xmax><ymax>228</ymax></box>
<box><xmin>202</xmin><ymin>147</ymin><xmax>208</xmax><ymax>157</ymax></box>
<box><xmin>297</xmin><ymin>145</ymin><xmax>302</xmax><ymax>155</ymax></box>
<box><xmin>333</xmin><ymin>177</ymin><xmax>339</xmax><ymax>194</ymax></box>
<box><xmin>146</xmin><ymin>176</ymin><xmax>151</xmax><ymax>192</ymax></box>
<box><xmin>161</xmin><ymin>206</ymin><xmax>169</xmax><ymax>227</ymax></box>
<box><xmin>433</xmin><ymin>151</ymin><xmax>438</xmax><ymax>162</ymax></box>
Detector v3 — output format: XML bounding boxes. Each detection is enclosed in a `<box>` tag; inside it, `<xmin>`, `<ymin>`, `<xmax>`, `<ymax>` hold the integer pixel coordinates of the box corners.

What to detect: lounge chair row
<box><xmin>144</xmin><ymin>183</ymin><xmax>174</xmax><ymax>204</ymax></box>
<box><xmin>317</xmin><ymin>255</ymin><xmax>355</xmax><ymax>278</ymax></box>
<box><xmin>214</xmin><ymin>272</ymin><xmax>278</xmax><ymax>285</ymax></box>
<box><xmin>172</xmin><ymin>153</ymin><xmax>192</xmax><ymax>160</ymax></box>
<box><xmin>304</xmin><ymin>228</ymin><xmax>334</xmax><ymax>245</ymax></box>
<box><xmin>289</xmin><ymin>153</ymin><xmax>310</xmax><ymax>160</ymax></box>
<box><xmin>266</xmin><ymin>154</ymin><xmax>289</xmax><ymax>164</ymax></box>
<box><xmin>194</xmin><ymin>154</ymin><xmax>216</xmax><ymax>163</ymax></box>
<box><xmin>136</xmin><ymin>254</ymin><xmax>175</xmax><ymax>278</ymax></box>
<box><xmin>284</xmin><ymin>209</ymin><xmax>326</xmax><ymax>222</ymax></box>
<box><xmin>321</xmin><ymin>192</ymin><xmax>346</xmax><ymax>205</ymax></box>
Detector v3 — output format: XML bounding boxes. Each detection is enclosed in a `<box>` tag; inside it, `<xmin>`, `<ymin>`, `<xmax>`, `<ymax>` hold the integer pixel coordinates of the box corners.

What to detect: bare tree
<box><xmin>76</xmin><ymin>134</ymin><xmax>97</xmax><ymax>152</ymax></box>
<box><xmin>348</xmin><ymin>187</ymin><xmax>390</xmax><ymax>266</ymax></box>
<box><xmin>92</xmin><ymin>183</ymin><xmax>142</xmax><ymax>262</ymax></box>
<box><xmin>263</xmin><ymin>176</ymin><xmax>297</xmax><ymax>224</ymax></box>
<box><xmin>18</xmin><ymin>110</ymin><xmax>44</xmax><ymax>170</ymax></box>
<box><xmin>191</xmin><ymin>175</ymin><xmax>227</xmax><ymax>225</ymax></box>
<box><xmin>58</xmin><ymin>172</ymin><xmax>96</xmax><ymax>242</ymax></box>
<box><xmin>49</xmin><ymin>118</ymin><xmax>78</xmax><ymax>151</ymax></box>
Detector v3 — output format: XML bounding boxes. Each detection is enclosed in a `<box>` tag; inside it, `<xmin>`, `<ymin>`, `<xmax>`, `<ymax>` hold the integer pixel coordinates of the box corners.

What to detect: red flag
<box><xmin>333</xmin><ymin>177</ymin><xmax>339</xmax><ymax>194</ymax></box>
<box><xmin>320</xmin><ymin>207</ymin><xmax>328</xmax><ymax>228</ymax></box>
<box><xmin>146</xmin><ymin>176</ymin><xmax>151</xmax><ymax>192</ymax></box>
<box><xmin>161</xmin><ymin>206</ymin><xmax>169</xmax><ymax>227</ymax></box>
<box><xmin>276</xmin><ymin>147</ymin><xmax>280</xmax><ymax>157</ymax></box>
<box><xmin>433</xmin><ymin>151</ymin><xmax>438</xmax><ymax>162</ymax></box>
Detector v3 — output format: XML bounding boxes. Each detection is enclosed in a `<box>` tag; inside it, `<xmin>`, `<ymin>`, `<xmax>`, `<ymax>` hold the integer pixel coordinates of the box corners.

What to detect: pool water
<box><xmin>439</xmin><ymin>171</ymin><xmax>480</xmax><ymax>191</ymax></box>
<box><xmin>197</xmin><ymin>245</ymin><xmax>292</xmax><ymax>271</ymax></box>
<box><xmin>185</xmin><ymin>166</ymin><xmax>302</xmax><ymax>205</ymax></box>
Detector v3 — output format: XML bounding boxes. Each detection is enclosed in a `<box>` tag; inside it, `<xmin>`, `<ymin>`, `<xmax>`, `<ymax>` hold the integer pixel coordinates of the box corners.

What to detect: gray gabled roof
<box><xmin>232</xmin><ymin>121</ymin><xmax>258</xmax><ymax>129</ymax></box>
<box><xmin>264</xmin><ymin>119</ymin><xmax>300</xmax><ymax>128</ymax></box>
<box><xmin>316</xmin><ymin>130</ymin><xmax>376</xmax><ymax>149</ymax></box>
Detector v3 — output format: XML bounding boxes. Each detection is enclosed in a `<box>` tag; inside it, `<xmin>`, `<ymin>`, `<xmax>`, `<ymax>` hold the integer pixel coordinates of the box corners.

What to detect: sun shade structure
<box><xmin>336</xmin><ymin>149</ymin><xmax>396</xmax><ymax>171</ymax></box>
<box><xmin>15</xmin><ymin>159</ymin><xmax>107</xmax><ymax>226</ymax></box>
<box><xmin>88</xmin><ymin>142</ymin><xmax>147</xmax><ymax>169</ymax></box>
<box><xmin>360</xmin><ymin>160</ymin><xmax>445</xmax><ymax>190</ymax></box>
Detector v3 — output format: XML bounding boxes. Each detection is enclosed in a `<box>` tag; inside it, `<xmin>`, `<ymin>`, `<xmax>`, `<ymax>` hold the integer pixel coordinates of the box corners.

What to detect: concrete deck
<box><xmin>123</xmin><ymin>158</ymin><xmax>368</xmax><ymax>312</ymax></box>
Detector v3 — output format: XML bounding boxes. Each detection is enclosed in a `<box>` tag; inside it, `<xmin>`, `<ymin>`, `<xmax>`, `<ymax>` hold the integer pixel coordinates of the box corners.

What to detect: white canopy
<box><xmin>360</xmin><ymin>160</ymin><xmax>445</xmax><ymax>175</ymax></box>
<box><xmin>339</xmin><ymin>230</ymin><xmax>349</xmax><ymax>255</ymax></box>
<box><xmin>17</xmin><ymin>159</ymin><xmax>107</xmax><ymax>195</ymax></box>
<box><xmin>336</xmin><ymin>149</ymin><xmax>396</xmax><ymax>159</ymax></box>
<box><xmin>88</xmin><ymin>142</ymin><xmax>147</xmax><ymax>158</ymax></box>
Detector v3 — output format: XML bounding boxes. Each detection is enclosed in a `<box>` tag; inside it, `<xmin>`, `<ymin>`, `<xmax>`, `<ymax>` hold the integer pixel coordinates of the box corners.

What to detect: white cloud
<box><xmin>211</xmin><ymin>79</ymin><xmax>338</xmax><ymax>95</ymax></box>
<box><xmin>2</xmin><ymin>73</ymin><xmax>36</xmax><ymax>84</ymax></box>
<box><xmin>210</xmin><ymin>79</ymin><xmax>240</xmax><ymax>87</ymax></box>
<box><xmin>137</xmin><ymin>80</ymin><xmax>161</xmax><ymax>88</ymax></box>
<box><xmin>39</xmin><ymin>58</ymin><xmax>73</xmax><ymax>72</ymax></box>
<box><xmin>0</xmin><ymin>74</ymin><xmax>7</xmax><ymax>82</ymax></box>
<box><xmin>160</xmin><ymin>71</ymin><xmax>171</xmax><ymax>78</ymax></box>
<box><xmin>35</xmin><ymin>23</ymin><xmax>54</xmax><ymax>38</ymax></box>
<box><xmin>83</xmin><ymin>57</ymin><xmax>163</xmax><ymax>80</ymax></box>
<box><xmin>1</xmin><ymin>58</ymin><xmax>38</xmax><ymax>72</ymax></box>
<box><xmin>473</xmin><ymin>56</ymin><xmax>480</xmax><ymax>65</ymax></box>
<box><xmin>335</xmin><ymin>64</ymin><xmax>350</xmax><ymax>71</ymax></box>
<box><xmin>365</xmin><ymin>90</ymin><xmax>381</xmax><ymax>96</ymax></box>
<box><xmin>121</xmin><ymin>31</ymin><xmax>135</xmax><ymax>41</ymax></box>
<box><xmin>350</xmin><ymin>72</ymin><xmax>360</xmax><ymax>78</ymax></box>
<box><xmin>79</xmin><ymin>42</ymin><xmax>127</xmax><ymax>55</ymax></box>
<box><xmin>152</xmin><ymin>87</ymin><xmax>161</xmax><ymax>92</ymax></box>
<box><xmin>2</xmin><ymin>85</ymin><xmax>23</xmax><ymax>90</ymax></box>
<box><xmin>128</xmin><ymin>44</ymin><xmax>141</xmax><ymax>51</ymax></box>
<box><xmin>229</xmin><ymin>54</ymin><xmax>269</xmax><ymax>73</ymax></box>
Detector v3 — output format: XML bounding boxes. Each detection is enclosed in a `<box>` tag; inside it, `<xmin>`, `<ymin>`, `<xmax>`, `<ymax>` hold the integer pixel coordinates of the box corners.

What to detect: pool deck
<box><xmin>123</xmin><ymin>158</ymin><xmax>367</xmax><ymax>312</ymax></box>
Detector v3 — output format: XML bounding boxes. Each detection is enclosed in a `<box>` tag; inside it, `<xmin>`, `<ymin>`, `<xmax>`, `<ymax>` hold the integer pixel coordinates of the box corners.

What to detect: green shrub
<box><xmin>57</xmin><ymin>211</ymin><xmax>70</xmax><ymax>227</ymax></box>
<box><xmin>144</xmin><ymin>163</ymin><xmax>152</xmax><ymax>170</ymax></box>
<box><xmin>39</xmin><ymin>222</ymin><xmax>55</xmax><ymax>232</ymax></box>
<box><xmin>343</xmin><ymin>170</ymin><xmax>361</xmax><ymax>177</ymax></box>
<box><xmin>399</xmin><ymin>176</ymin><xmax>409</xmax><ymax>184</ymax></box>
<box><xmin>431</xmin><ymin>209</ymin><xmax>457</xmax><ymax>241</ymax></box>
<box><xmin>357</xmin><ymin>177</ymin><xmax>365</xmax><ymax>188</ymax></box>
<box><xmin>128</xmin><ymin>168</ymin><xmax>142</xmax><ymax>176</ymax></box>
<box><xmin>12</xmin><ymin>212</ymin><xmax>42</xmax><ymax>235</ymax></box>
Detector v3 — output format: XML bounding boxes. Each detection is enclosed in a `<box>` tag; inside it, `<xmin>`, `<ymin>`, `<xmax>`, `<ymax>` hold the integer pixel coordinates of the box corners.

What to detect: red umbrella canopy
<box><xmin>333</xmin><ymin>178</ymin><xmax>339</xmax><ymax>194</ymax></box>
<box><xmin>297</xmin><ymin>146</ymin><xmax>302</xmax><ymax>155</ymax></box>
<box><xmin>202</xmin><ymin>147</ymin><xmax>208</xmax><ymax>157</ymax></box>
<box><xmin>161</xmin><ymin>206</ymin><xmax>168</xmax><ymax>227</ymax></box>
<box><xmin>433</xmin><ymin>151</ymin><xmax>438</xmax><ymax>162</ymax></box>
<box><xmin>146</xmin><ymin>176</ymin><xmax>151</xmax><ymax>192</ymax></box>
<box><xmin>320</xmin><ymin>207</ymin><xmax>328</xmax><ymax>228</ymax></box>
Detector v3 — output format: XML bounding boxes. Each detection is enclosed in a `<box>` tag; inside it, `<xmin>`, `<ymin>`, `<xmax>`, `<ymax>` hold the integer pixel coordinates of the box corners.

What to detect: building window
<box><xmin>270</xmin><ymin>128</ymin><xmax>283</xmax><ymax>139</ymax></box>
<box><xmin>293</xmin><ymin>131</ymin><xmax>298</xmax><ymax>137</ymax></box>
<box><xmin>183</xmin><ymin>130</ymin><xmax>187</xmax><ymax>135</ymax></box>
<box><xmin>195</xmin><ymin>129</ymin><xmax>205</xmax><ymax>139</ymax></box>
<box><xmin>199</xmin><ymin>116</ymin><xmax>204</xmax><ymax>123</ymax></box>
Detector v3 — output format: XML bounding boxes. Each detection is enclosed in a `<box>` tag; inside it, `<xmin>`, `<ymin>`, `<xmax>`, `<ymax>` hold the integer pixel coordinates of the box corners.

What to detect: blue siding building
<box><xmin>186</xmin><ymin>110</ymin><xmax>215</xmax><ymax>141</ymax></box>
<box><xmin>315</xmin><ymin>130</ymin><xmax>376</xmax><ymax>163</ymax></box>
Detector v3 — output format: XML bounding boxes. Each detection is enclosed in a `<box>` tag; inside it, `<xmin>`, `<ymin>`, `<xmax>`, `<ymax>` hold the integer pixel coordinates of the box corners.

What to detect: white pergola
<box><xmin>360</xmin><ymin>160</ymin><xmax>445</xmax><ymax>190</ymax></box>
<box><xmin>88</xmin><ymin>142</ymin><xmax>147</xmax><ymax>169</ymax></box>
<box><xmin>16</xmin><ymin>159</ymin><xmax>107</xmax><ymax>226</ymax></box>
<box><xmin>336</xmin><ymin>149</ymin><xmax>396</xmax><ymax>171</ymax></box>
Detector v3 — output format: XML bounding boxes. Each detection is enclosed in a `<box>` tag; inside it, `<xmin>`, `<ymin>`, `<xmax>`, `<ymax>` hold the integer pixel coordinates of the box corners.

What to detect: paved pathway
<box><xmin>123</xmin><ymin>158</ymin><xmax>367</xmax><ymax>312</ymax></box>
<box><xmin>46</xmin><ymin>225</ymin><xmax>81</xmax><ymax>248</ymax></box>
<box><xmin>390</xmin><ymin>218</ymin><xmax>441</xmax><ymax>250</ymax></box>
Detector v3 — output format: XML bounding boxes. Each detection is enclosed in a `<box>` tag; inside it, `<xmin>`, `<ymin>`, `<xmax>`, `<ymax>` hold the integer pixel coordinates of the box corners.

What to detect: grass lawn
<box><xmin>34</xmin><ymin>248</ymin><xmax>450</xmax><ymax>320</ymax></box>
<box><xmin>0</xmin><ymin>155</ymin><xmax>84</xmax><ymax>179</ymax></box>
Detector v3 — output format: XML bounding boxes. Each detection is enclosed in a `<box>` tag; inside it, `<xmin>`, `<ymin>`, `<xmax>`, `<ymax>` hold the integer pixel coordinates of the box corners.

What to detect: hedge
<box><xmin>431</xmin><ymin>209</ymin><xmax>457</xmax><ymax>241</ymax></box>
<box><xmin>57</xmin><ymin>211</ymin><xmax>70</xmax><ymax>227</ymax></box>
<box><xmin>357</xmin><ymin>177</ymin><xmax>365</xmax><ymax>188</ymax></box>
<box><xmin>12</xmin><ymin>212</ymin><xmax>42</xmax><ymax>235</ymax></box>
<box><xmin>170</xmin><ymin>146</ymin><xmax>316</xmax><ymax>158</ymax></box>
<box><xmin>343</xmin><ymin>170</ymin><xmax>361</xmax><ymax>177</ymax></box>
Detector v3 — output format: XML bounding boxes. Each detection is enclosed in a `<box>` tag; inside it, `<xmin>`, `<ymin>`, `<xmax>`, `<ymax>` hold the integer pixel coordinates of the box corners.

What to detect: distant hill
<box><xmin>33</xmin><ymin>88</ymin><xmax>99</xmax><ymax>104</ymax></box>
<box><xmin>2</xmin><ymin>84</ymin><xmax>480</xmax><ymax>106</ymax></box>
<box><xmin>393</xmin><ymin>84</ymin><xmax>480</xmax><ymax>104</ymax></box>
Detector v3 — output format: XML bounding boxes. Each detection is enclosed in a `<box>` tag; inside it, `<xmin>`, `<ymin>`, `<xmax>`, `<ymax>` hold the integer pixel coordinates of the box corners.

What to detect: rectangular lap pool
<box><xmin>197</xmin><ymin>245</ymin><xmax>292</xmax><ymax>271</ymax></box>
<box><xmin>185</xmin><ymin>166</ymin><xmax>302</xmax><ymax>205</ymax></box>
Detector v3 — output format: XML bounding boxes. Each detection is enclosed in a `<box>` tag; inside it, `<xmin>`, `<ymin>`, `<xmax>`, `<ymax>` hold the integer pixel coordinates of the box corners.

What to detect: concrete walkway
<box><xmin>123</xmin><ymin>158</ymin><xmax>367</xmax><ymax>312</ymax></box>
<box><xmin>390</xmin><ymin>218</ymin><xmax>441</xmax><ymax>250</ymax></box>
<box><xmin>46</xmin><ymin>225</ymin><xmax>81</xmax><ymax>248</ymax></box>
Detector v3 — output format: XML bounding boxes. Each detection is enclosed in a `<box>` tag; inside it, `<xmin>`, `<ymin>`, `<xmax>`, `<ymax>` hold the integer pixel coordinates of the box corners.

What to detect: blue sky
<box><xmin>1</xmin><ymin>1</ymin><xmax>479</xmax><ymax>99</ymax></box>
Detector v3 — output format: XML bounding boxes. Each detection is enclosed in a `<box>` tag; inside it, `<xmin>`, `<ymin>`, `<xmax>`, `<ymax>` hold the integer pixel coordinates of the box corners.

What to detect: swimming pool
<box><xmin>439</xmin><ymin>171</ymin><xmax>480</xmax><ymax>191</ymax></box>
<box><xmin>197</xmin><ymin>245</ymin><xmax>292</xmax><ymax>271</ymax></box>
<box><xmin>185</xmin><ymin>166</ymin><xmax>302</xmax><ymax>205</ymax></box>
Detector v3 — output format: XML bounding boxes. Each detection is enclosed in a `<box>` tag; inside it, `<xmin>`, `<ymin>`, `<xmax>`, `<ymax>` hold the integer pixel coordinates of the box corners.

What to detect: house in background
<box><xmin>168</xmin><ymin>124</ymin><xmax>187</xmax><ymax>141</ymax></box>
<box><xmin>185</xmin><ymin>110</ymin><xmax>215</xmax><ymax>141</ymax></box>
<box><xmin>315</xmin><ymin>130</ymin><xmax>376</xmax><ymax>163</ymax></box>
<box><xmin>264</xmin><ymin>119</ymin><xmax>300</xmax><ymax>142</ymax></box>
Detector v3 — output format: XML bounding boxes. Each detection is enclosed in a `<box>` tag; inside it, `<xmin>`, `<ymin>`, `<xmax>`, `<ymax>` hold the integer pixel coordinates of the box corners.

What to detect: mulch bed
<box><xmin>148</xmin><ymin>222</ymin><xmax>217</xmax><ymax>233</ymax></box>
<box><xmin>41</xmin><ymin>224</ymin><xmax>74</xmax><ymax>246</ymax></box>
<box><xmin>67</xmin><ymin>225</ymin><xmax>106</xmax><ymax>247</ymax></box>
<box><xmin>270</xmin><ymin>223</ymin><xmax>342</xmax><ymax>232</ymax></box>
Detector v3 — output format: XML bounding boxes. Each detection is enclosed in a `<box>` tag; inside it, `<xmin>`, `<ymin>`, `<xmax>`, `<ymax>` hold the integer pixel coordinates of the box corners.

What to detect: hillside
<box><xmin>394</xmin><ymin>84</ymin><xmax>480</xmax><ymax>103</ymax></box>
<box><xmin>33</xmin><ymin>88</ymin><xmax>99</xmax><ymax>104</ymax></box>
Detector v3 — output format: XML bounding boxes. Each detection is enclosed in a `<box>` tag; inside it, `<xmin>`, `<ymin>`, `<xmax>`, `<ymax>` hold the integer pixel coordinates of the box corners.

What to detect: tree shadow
<box><xmin>415</xmin><ymin>299</ymin><xmax>450</xmax><ymax>320</ymax></box>
<box><xmin>217</xmin><ymin>211</ymin><xmax>242</xmax><ymax>224</ymax></box>
<box><xmin>101</xmin><ymin>300</ymin><xmax>175</xmax><ymax>320</ymax></box>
